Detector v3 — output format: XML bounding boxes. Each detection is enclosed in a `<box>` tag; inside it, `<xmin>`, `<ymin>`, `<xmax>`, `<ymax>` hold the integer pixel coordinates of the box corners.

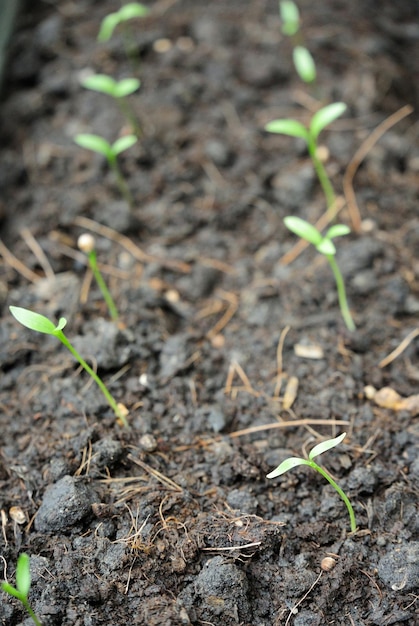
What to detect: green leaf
<box><xmin>81</xmin><ymin>74</ymin><xmax>117</xmax><ymax>96</ymax></box>
<box><xmin>97</xmin><ymin>13</ymin><xmax>120</xmax><ymax>42</ymax></box>
<box><xmin>1</xmin><ymin>582</ymin><xmax>23</xmax><ymax>600</ymax></box>
<box><xmin>16</xmin><ymin>554</ymin><xmax>30</xmax><ymax>598</ymax></box>
<box><xmin>56</xmin><ymin>318</ymin><xmax>67</xmax><ymax>331</ymax></box>
<box><xmin>279</xmin><ymin>1</ymin><xmax>300</xmax><ymax>36</ymax></box>
<box><xmin>325</xmin><ymin>224</ymin><xmax>351</xmax><ymax>240</ymax></box>
<box><xmin>316</xmin><ymin>238</ymin><xmax>336</xmax><ymax>255</ymax></box>
<box><xmin>309</xmin><ymin>432</ymin><xmax>346</xmax><ymax>460</ymax></box>
<box><xmin>112</xmin><ymin>135</ymin><xmax>137</xmax><ymax>155</ymax></box>
<box><xmin>74</xmin><ymin>134</ymin><xmax>112</xmax><ymax>159</ymax></box>
<box><xmin>97</xmin><ymin>3</ymin><xmax>149</xmax><ymax>42</ymax></box>
<box><xmin>10</xmin><ymin>306</ymin><xmax>58</xmax><ymax>335</ymax></box>
<box><xmin>310</xmin><ymin>102</ymin><xmax>346</xmax><ymax>140</ymax></box>
<box><xmin>293</xmin><ymin>46</ymin><xmax>316</xmax><ymax>83</ymax></box>
<box><xmin>265</xmin><ymin>119</ymin><xmax>308</xmax><ymax>141</ymax></box>
<box><xmin>113</xmin><ymin>78</ymin><xmax>140</xmax><ymax>98</ymax></box>
<box><xmin>266</xmin><ymin>457</ymin><xmax>310</xmax><ymax>478</ymax></box>
<box><xmin>119</xmin><ymin>3</ymin><xmax>150</xmax><ymax>21</ymax></box>
<box><xmin>284</xmin><ymin>216</ymin><xmax>323</xmax><ymax>246</ymax></box>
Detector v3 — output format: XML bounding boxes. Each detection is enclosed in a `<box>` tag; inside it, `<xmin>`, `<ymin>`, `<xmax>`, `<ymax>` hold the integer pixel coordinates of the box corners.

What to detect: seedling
<box><xmin>98</xmin><ymin>3</ymin><xmax>150</xmax><ymax>68</ymax></box>
<box><xmin>74</xmin><ymin>133</ymin><xmax>137</xmax><ymax>207</ymax></box>
<box><xmin>265</xmin><ymin>102</ymin><xmax>347</xmax><ymax>212</ymax></box>
<box><xmin>9</xmin><ymin>306</ymin><xmax>128</xmax><ymax>427</ymax></box>
<box><xmin>284</xmin><ymin>216</ymin><xmax>355</xmax><ymax>331</ymax></box>
<box><xmin>267</xmin><ymin>432</ymin><xmax>357</xmax><ymax>532</ymax></box>
<box><xmin>98</xmin><ymin>3</ymin><xmax>149</xmax><ymax>42</ymax></box>
<box><xmin>80</xmin><ymin>73</ymin><xmax>141</xmax><ymax>136</ymax></box>
<box><xmin>279</xmin><ymin>0</ymin><xmax>300</xmax><ymax>36</ymax></box>
<box><xmin>279</xmin><ymin>1</ymin><xmax>316</xmax><ymax>84</ymax></box>
<box><xmin>1</xmin><ymin>553</ymin><xmax>42</xmax><ymax>626</ymax></box>
<box><xmin>78</xmin><ymin>233</ymin><xmax>119</xmax><ymax>321</ymax></box>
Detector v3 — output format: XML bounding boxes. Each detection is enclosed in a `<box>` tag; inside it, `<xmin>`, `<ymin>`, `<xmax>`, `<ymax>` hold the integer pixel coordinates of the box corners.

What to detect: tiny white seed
<box><xmin>77</xmin><ymin>233</ymin><xmax>96</xmax><ymax>253</ymax></box>
<box><xmin>321</xmin><ymin>556</ymin><xmax>337</xmax><ymax>572</ymax></box>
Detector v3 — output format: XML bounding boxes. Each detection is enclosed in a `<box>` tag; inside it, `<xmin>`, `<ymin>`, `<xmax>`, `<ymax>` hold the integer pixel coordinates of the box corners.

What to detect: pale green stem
<box><xmin>117</xmin><ymin>98</ymin><xmax>142</xmax><ymax>138</ymax></box>
<box><xmin>22</xmin><ymin>599</ymin><xmax>43</xmax><ymax>626</ymax></box>
<box><xmin>307</xmin><ymin>137</ymin><xmax>336</xmax><ymax>212</ymax></box>
<box><xmin>87</xmin><ymin>250</ymin><xmax>119</xmax><ymax>321</ymax></box>
<box><xmin>309</xmin><ymin>460</ymin><xmax>357</xmax><ymax>533</ymax></box>
<box><xmin>326</xmin><ymin>254</ymin><xmax>356</xmax><ymax>331</ymax></box>
<box><xmin>122</xmin><ymin>23</ymin><xmax>141</xmax><ymax>72</ymax></box>
<box><xmin>107</xmin><ymin>155</ymin><xmax>134</xmax><ymax>208</ymax></box>
<box><xmin>55</xmin><ymin>330</ymin><xmax>128</xmax><ymax>427</ymax></box>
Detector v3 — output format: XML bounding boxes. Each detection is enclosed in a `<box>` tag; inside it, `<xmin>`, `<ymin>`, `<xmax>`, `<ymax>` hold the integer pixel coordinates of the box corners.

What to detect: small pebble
<box><xmin>378</xmin><ymin>543</ymin><xmax>419</xmax><ymax>591</ymax></box>
<box><xmin>139</xmin><ymin>434</ymin><xmax>157</xmax><ymax>452</ymax></box>
<box><xmin>35</xmin><ymin>475</ymin><xmax>96</xmax><ymax>533</ymax></box>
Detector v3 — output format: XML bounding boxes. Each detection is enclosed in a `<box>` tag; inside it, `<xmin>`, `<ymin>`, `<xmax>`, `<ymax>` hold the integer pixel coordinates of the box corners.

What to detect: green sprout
<box><xmin>78</xmin><ymin>233</ymin><xmax>119</xmax><ymax>321</ymax></box>
<box><xmin>9</xmin><ymin>306</ymin><xmax>128</xmax><ymax>427</ymax></box>
<box><xmin>279</xmin><ymin>0</ymin><xmax>300</xmax><ymax>36</ymax></box>
<box><xmin>267</xmin><ymin>432</ymin><xmax>357</xmax><ymax>533</ymax></box>
<box><xmin>1</xmin><ymin>553</ymin><xmax>42</xmax><ymax>626</ymax></box>
<box><xmin>265</xmin><ymin>102</ymin><xmax>347</xmax><ymax>212</ymax></box>
<box><xmin>98</xmin><ymin>3</ymin><xmax>150</xmax><ymax>68</ymax></box>
<box><xmin>284</xmin><ymin>216</ymin><xmax>355</xmax><ymax>331</ymax></box>
<box><xmin>292</xmin><ymin>45</ymin><xmax>316</xmax><ymax>84</ymax></box>
<box><xmin>80</xmin><ymin>74</ymin><xmax>141</xmax><ymax>136</ymax></box>
<box><xmin>81</xmin><ymin>74</ymin><xmax>140</xmax><ymax>99</ymax></box>
<box><xmin>279</xmin><ymin>1</ymin><xmax>316</xmax><ymax>83</ymax></box>
<box><xmin>74</xmin><ymin>133</ymin><xmax>137</xmax><ymax>207</ymax></box>
<box><xmin>98</xmin><ymin>3</ymin><xmax>150</xmax><ymax>42</ymax></box>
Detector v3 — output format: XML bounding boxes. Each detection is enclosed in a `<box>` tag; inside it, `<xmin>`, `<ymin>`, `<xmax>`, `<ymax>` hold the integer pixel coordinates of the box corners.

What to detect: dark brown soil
<box><xmin>1</xmin><ymin>1</ymin><xmax>418</xmax><ymax>625</ymax></box>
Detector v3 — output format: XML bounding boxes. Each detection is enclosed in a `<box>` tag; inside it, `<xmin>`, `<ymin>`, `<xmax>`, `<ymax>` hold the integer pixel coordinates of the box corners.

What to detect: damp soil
<box><xmin>1</xmin><ymin>1</ymin><xmax>419</xmax><ymax>625</ymax></box>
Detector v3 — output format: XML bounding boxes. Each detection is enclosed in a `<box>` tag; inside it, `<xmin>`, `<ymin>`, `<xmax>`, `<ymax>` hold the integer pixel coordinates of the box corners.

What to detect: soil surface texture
<box><xmin>1</xmin><ymin>1</ymin><xmax>419</xmax><ymax>625</ymax></box>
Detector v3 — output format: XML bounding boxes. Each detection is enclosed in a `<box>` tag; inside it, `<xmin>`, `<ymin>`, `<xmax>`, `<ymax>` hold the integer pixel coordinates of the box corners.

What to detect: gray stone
<box><xmin>227</xmin><ymin>488</ymin><xmax>258</xmax><ymax>514</ymax></box>
<box><xmin>35</xmin><ymin>475</ymin><xmax>96</xmax><ymax>533</ymax></box>
<box><xmin>204</xmin><ymin>140</ymin><xmax>233</xmax><ymax>167</ymax></box>
<box><xmin>294</xmin><ymin>610</ymin><xmax>322</xmax><ymax>626</ymax></box>
<box><xmin>347</xmin><ymin>466</ymin><xmax>377</xmax><ymax>493</ymax></box>
<box><xmin>179</xmin><ymin>556</ymin><xmax>250</xmax><ymax>622</ymax></box>
<box><xmin>377</xmin><ymin>543</ymin><xmax>419</xmax><ymax>591</ymax></box>
<box><xmin>91</xmin><ymin>438</ymin><xmax>123</xmax><ymax>473</ymax></box>
<box><xmin>72</xmin><ymin>318</ymin><xmax>134</xmax><ymax>369</ymax></box>
<box><xmin>208</xmin><ymin>407</ymin><xmax>228</xmax><ymax>433</ymax></box>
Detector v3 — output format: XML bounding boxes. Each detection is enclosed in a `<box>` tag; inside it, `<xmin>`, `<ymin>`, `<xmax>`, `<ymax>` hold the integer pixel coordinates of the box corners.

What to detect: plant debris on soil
<box><xmin>0</xmin><ymin>1</ymin><xmax>418</xmax><ymax>625</ymax></box>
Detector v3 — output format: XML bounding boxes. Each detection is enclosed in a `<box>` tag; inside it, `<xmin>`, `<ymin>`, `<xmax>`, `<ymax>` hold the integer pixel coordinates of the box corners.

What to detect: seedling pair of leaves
<box><xmin>98</xmin><ymin>3</ymin><xmax>149</xmax><ymax>43</ymax></box>
<box><xmin>74</xmin><ymin>3</ymin><xmax>149</xmax><ymax>207</ymax></box>
<box><xmin>279</xmin><ymin>1</ymin><xmax>316</xmax><ymax>84</ymax></box>
<box><xmin>80</xmin><ymin>73</ymin><xmax>142</xmax><ymax>137</ymax></box>
<box><xmin>98</xmin><ymin>2</ymin><xmax>150</xmax><ymax>69</ymax></box>
<box><xmin>74</xmin><ymin>133</ymin><xmax>137</xmax><ymax>208</ymax></box>
<box><xmin>9</xmin><ymin>306</ymin><xmax>128</xmax><ymax>427</ymax></box>
<box><xmin>266</xmin><ymin>102</ymin><xmax>347</xmax><ymax>212</ymax></box>
<box><xmin>76</xmin><ymin>70</ymin><xmax>139</xmax><ymax>208</ymax></box>
<box><xmin>284</xmin><ymin>216</ymin><xmax>355</xmax><ymax>331</ymax></box>
<box><xmin>267</xmin><ymin>433</ymin><xmax>357</xmax><ymax>532</ymax></box>
<box><xmin>1</xmin><ymin>554</ymin><xmax>42</xmax><ymax>626</ymax></box>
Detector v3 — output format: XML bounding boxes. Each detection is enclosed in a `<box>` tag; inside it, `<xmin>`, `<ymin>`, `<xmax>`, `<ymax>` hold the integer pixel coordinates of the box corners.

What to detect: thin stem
<box><xmin>55</xmin><ymin>330</ymin><xmax>128</xmax><ymax>427</ymax></box>
<box><xmin>310</xmin><ymin>460</ymin><xmax>357</xmax><ymax>532</ymax></box>
<box><xmin>88</xmin><ymin>250</ymin><xmax>119</xmax><ymax>321</ymax></box>
<box><xmin>308</xmin><ymin>138</ymin><xmax>336</xmax><ymax>212</ymax></box>
<box><xmin>117</xmin><ymin>98</ymin><xmax>142</xmax><ymax>138</ymax></box>
<box><xmin>326</xmin><ymin>254</ymin><xmax>356</xmax><ymax>331</ymax></box>
<box><xmin>22</xmin><ymin>599</ymin><xmax>42</xmax><ymax>626</ymax></box>
<box><xmin>107</xmin><ymin>156</ymin><xmax>134</xmax><ymax>209</ymax></box>
<box><xmin>122</xmin><ymin>23</ymin><xmax>141</xmax><ymax>72</ymax></box>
